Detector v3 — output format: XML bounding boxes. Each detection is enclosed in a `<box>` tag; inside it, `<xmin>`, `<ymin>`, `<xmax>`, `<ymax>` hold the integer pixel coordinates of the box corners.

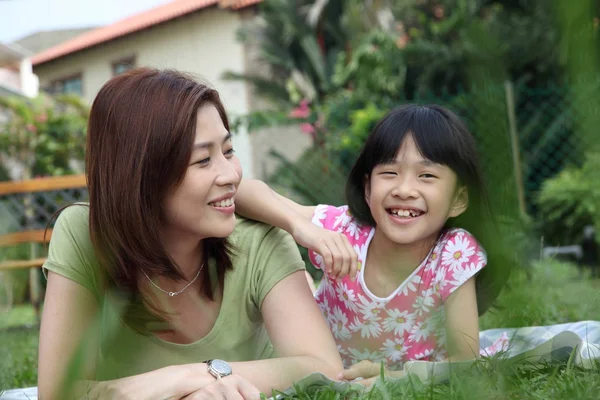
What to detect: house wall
<box><xmin>34</xmin><ymin>7</ymin><xmax>255</xmax><ymax>177</ymax></box>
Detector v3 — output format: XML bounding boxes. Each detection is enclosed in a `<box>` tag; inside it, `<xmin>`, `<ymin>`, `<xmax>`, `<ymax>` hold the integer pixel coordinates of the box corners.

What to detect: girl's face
<box><xmin>366</xmin><ymin>134</ymin><xmax>467</xmax><ymax>248</ymax></box>
<box><xmin>162</xmin><ymin>103</ymin><xmax>242</xmax><ymax>241</ymax></box>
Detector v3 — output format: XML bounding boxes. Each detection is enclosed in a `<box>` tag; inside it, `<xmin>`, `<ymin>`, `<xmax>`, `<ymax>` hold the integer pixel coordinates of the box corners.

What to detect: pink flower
<box><xmin>300</xmin><ymin>123</ymin><xmax>315</xmax><ymax>134</ymax></box>
<box><xmin>26</xmin><ymin>124</ymin><xmax>37</xmax><ymax>133</ymax></box>
<box><xmin>289</xmin><ymin>99</ymin><xmax>311</xmax><ymax>119</ymax></box>
<box><xmin>36</xmin><ymin>114</ymin><xmax>48</xmax><ymax>123</ymax></box>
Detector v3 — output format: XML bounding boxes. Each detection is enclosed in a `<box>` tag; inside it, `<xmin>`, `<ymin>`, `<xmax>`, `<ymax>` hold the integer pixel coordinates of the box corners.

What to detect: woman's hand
<box><xmin>290</xmin><ymin>218</ymin><xmax>359</xmax><ymax>280</ymax></box>
<box><xmin>179</xmin><ymin>375</ymin><xmax>261</xmax><ymax>400</ymax></box>
<box><xmin>337</xmin><ymin>360</ymin><xmax>404</xmax><ymax>387</ymax></box>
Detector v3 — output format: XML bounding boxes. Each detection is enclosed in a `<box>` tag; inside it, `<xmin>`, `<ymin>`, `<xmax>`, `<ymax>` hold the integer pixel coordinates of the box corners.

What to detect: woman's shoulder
<box><xmin>51</xmin><ymin>202</ymin><xmax>91</xmax><ymax>241</ymax></box>
<box><xmin>232</xmin><ymin>216</ymin><xmax>280</xmax><ymax>244</ymax></box>
<box><xmin>231</xmin><ymin>216</ymin><xmax>301</xmax><ymax>257</ymax></box>
<box><xmin>45</xmin><ymin>202</ymin><xmax>103</xmax><ymax>299</ymax></box>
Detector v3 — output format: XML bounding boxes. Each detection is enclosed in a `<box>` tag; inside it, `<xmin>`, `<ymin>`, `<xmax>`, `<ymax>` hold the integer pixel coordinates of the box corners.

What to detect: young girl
<box><xmin>236</xmin><ymin>104</ymin><xmax>508</xmax><ymax>383</ymax></box>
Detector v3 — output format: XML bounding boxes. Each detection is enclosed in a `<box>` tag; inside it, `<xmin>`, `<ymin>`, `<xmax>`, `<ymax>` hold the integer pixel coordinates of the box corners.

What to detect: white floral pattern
<box><xmin>398</xmin><ymin>274</ymin><xmax>423</xmax><ymax>296</ymax></box>
<box><xmin>381</xmin><ymin>337</ymin><xmax>411</xmax><ymax>362</ymax></box>
<box><xmin>347</xmin><ymin>347</ymin><xmax>385</xmax><ymax>365</ymax></box>
<box><xmin>309</xmin><ymin>205</ymin><xmax>487</xmax><ymax>370</ymax></box>
<box><xmin>336</xmin><ymin>282</ymin><xmax>358</xmax><ymax>312</ymax></box>
<box><xmin>412</xmin><ymin>289</ymin><xmax>435</xmax><ymax>316</ymax></box>
<box><xmin>349</xmin><ymin>315</ymin><xmax>383</xmax><ymax>339</ymax></box>
<box><xmin>383</xmin><ymin>309</ymin><xmax>415</xmax><ymax>335</ymax></box>
<box><xmin>330</xmin><ymin>306</ymin><xmax>351</xmax><ymax>340</ymax></box>
<box><xmin>441</xmin><ymin>233</ymin><xmax>476</xmax><ymax>270</ymax></box>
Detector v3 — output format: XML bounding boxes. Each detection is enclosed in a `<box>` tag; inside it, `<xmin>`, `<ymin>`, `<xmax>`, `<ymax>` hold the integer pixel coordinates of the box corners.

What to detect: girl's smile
<box><xmin>366</xmin><ymin>134</ymin><xmax>468</xmax><ymax>250</ymax></box>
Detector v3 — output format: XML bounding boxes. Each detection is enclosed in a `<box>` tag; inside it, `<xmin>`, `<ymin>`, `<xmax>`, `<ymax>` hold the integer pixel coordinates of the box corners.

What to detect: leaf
<box><xmin>221</xmin><ymin>71</ymin><xmax>291</xmax><ymax>104</ymax></box>
<box><xmin>299</xmin><ymin>35</ymin><xmax>328</xmax><ymax>89</ymax></box>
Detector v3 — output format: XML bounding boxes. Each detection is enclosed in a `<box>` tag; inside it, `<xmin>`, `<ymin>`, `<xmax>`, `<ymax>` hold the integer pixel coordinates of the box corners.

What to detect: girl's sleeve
<box><xmin>308</xmin><ymin>204</ymin><xmax>349</xmax><ymax>270</ymax></box>
<box><xmin>438</xmin><ymin>230</ymin><xmax>487</xmax><ymax>302</ymax></box>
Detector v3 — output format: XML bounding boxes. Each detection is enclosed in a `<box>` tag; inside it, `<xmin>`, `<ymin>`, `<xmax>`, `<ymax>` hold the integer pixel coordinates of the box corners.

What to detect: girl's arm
<box><xmin>235</xmin><ymin>179</ymin><xmax>314</xmax><ymax>233</ymax></box>
<box><xmin>237</xmin><ymin>179</ymin><xmax>358</xmax><ymax>279</ymax></box>
<box><xmin>443</xmin><ymin>276</ymin><xmax>480</xmax><ymax>361</ymax></box>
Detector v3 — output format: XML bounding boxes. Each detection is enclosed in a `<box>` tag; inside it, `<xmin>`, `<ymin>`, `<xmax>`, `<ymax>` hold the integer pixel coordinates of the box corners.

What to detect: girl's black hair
<box><xmin>346</xmin><ymin>104</ymin><xmax>511</xmax><ymax>314</ymax></box>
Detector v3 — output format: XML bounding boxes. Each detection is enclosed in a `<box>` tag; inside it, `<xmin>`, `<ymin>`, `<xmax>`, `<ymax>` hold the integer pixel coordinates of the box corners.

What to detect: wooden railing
<box><xmin>0</xmin><ymin>174</ymin><xmax>87</xmax><ymax>315</ymax></box>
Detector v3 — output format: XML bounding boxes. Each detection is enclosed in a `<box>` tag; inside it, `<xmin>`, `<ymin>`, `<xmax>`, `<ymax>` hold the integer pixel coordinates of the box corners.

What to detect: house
<box><xmin>30</xmin><ymin>0</ymin><xmax>311</xmax><ymax>179</ymax></box>
<box><xmin>0</xmin><ymin>42</ymin><xmax>38</xmax><ymax>98</ymax></box>
<box><xmin>15</xmin><ymin>27</ymin><xmax>96</xmax><ymax>55</ymax></box>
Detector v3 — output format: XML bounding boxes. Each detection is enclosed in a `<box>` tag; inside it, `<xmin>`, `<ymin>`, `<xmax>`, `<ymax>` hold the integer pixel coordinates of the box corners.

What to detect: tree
<box><xmin>0</xmin><ymin>93</ymin><xmax>88</xmax><ymax>181</ymax></box>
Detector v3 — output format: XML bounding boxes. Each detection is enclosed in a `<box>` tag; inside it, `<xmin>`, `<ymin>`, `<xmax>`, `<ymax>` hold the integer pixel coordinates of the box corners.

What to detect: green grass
<box><xmin>1</xmin><ymin>262</ymin><xmax>599</xmax><ymax>398</ymax></box>
<box><xmin>282</xmin><ymin>261</ymin><xmax>600</xmax><ymax>399</ymax></box>
<box><xmin>0</xmin><ymin>305</ymin><xmax>39</xmax><ymax>391</ymax></box>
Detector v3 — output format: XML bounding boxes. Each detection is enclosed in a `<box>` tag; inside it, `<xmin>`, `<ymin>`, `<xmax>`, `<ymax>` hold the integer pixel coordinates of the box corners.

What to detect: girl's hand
<box><xmin>290</xmin><ymin>218</ymin><xmax>359</xmax><ymax>280</ymax></box>
<box><xmin>180</xmin><ymin>375</ymin><xmax>261</xmax><ymax>400</ymax></box>
<box><xmin>337</xmin><ymin>360</ymin><xmax>404</xmax><ymax>387</ymax></box>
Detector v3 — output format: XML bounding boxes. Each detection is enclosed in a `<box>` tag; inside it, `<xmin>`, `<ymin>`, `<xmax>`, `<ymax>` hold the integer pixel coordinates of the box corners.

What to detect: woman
<box><xmin>38</xmin><ymin>68</ymin><xmax>342</xmax><ymax>399</ymax></box>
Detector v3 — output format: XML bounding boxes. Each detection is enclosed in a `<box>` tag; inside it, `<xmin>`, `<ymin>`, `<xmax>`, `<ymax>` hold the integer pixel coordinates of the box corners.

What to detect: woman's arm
<box><xmin>38</xmin><ymin>272</ymin><xmax>217</xmax><ymax>400</ymax></box>
<box><xmin>40</xmin><ymin>271</ymin><xmax>339</xmax><ymax>398</ymax></box>
<box><xmin>236</xmin><ymin>179</ymin><xmax>358</xmax><ymax>279</ymax></box>
<box><xmin>222</xmin><ymin>270</ymin><xmax>343</xmax><ymax>393</ymax></box>
<box><xmin>180</xmin><ymin>375</ymin><xmax>260</xmax><ymax>400</ymax></box>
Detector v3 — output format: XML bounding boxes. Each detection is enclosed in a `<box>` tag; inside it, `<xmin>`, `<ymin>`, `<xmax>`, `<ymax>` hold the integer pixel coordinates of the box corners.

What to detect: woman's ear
<box><xmin>450</xmin><ymin>186</ymin><xmax>468</xmax><ymax>218</ymax></box>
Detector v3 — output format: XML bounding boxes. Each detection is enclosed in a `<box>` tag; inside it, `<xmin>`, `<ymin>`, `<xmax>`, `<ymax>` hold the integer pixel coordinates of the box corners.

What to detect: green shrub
<box><xmin>537</xmin><ymin>152</ymin><xmax>600</xmax><ymax>245</ymax></box>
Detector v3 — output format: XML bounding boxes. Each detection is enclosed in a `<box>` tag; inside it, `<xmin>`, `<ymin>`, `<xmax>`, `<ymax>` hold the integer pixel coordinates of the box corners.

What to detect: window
<box><xmin>112</xmin><ymin>57</ymin><xmax>136</xmax><ymax>76</ymax></box>
<box><xmin>47</xmin><ymin>74</ymin><xmax>83</xmax><ymax>96</ymax></box>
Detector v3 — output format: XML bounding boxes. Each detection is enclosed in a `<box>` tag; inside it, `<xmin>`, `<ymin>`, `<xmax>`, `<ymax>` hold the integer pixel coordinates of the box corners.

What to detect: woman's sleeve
<box><xmin>43</xmin><ymin>204</ymin><xmax>103</xmax><ymax>301</ymax></box>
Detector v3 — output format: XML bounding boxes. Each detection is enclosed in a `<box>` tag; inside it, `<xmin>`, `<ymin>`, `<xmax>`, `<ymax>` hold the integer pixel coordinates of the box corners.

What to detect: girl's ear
<box><xmin>450</xmin><ymin>186</ymin><xmax>468</xmax><ymax>218</ymax></box>
<box><xmin>364</xmin><ymin>175</ymin><xmax>371</xmax><ymax>206</ymax></box>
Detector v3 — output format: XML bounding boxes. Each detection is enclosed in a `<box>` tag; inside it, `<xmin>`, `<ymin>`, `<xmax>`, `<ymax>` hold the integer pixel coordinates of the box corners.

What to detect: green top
<box><xmin>43</xmin><ymin>204</ymin><xmax>305</xmax><ymax>380</ymax></box>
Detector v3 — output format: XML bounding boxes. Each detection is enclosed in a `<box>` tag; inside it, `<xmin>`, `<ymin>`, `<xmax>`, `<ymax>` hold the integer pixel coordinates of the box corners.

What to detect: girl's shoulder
<box><xmin>439</xmin><ymin>227</ymin><xmax>479</xmax><ymax>246</ymax></box>
<box><xmin>434</xmin><ymin>227</ymin><xmax>487</xmax><ymax>268</ymax></box>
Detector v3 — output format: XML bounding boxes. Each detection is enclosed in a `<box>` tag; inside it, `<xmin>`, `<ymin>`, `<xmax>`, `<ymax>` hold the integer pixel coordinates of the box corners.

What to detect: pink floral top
<box><xmin>309</xmin><ymin>205</ymin><xmax>487</xmax><ymax>369</ymax></box>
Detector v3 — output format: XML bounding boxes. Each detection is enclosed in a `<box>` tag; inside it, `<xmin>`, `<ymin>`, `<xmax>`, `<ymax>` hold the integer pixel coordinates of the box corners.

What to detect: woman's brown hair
<box><xmin>86</xmin><ymin>68</ymin><xmax>234</xmax><ymax>331</ymax></box>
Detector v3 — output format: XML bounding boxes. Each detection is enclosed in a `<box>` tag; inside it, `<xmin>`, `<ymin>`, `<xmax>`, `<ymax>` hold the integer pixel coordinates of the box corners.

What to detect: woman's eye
<box><xmin>195</xmin><ymin>158</ymin><xmax>210</xmax><ymax>166</ymax></box>
<box><xmin>225</xmin><ymin>149</ymin><xmax>235</xmax><ymax>157</ymax></box>
<box><xmin>420</xmin><ymin>173</ymin><xmax>436</xmax><ymax>179</ymax></box>
<box><xmin>380</xmin><ymin>171</ymin><xmax>397</xmax><ymax>176</ymax></box>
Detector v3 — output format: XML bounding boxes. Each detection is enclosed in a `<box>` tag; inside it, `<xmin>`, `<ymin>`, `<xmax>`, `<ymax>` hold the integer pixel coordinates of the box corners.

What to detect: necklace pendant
<box><xmin>168</xmin><ymin>292</ymin><xmax>176</xmax><ymax>297</ymax></box>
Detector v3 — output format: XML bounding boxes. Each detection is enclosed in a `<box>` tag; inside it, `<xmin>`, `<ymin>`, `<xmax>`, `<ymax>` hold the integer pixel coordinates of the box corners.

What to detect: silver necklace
<box><xmin>142</xmin><ymin>263</ymin><xmax>204</xmax><ymax>297</ymax></box>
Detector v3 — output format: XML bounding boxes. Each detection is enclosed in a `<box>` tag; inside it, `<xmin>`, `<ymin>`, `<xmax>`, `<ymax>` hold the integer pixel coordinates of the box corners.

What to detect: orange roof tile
<box><xmin>32</xmin><ymin>0</ymin><xmax>262</xmax><ymax>66</ymax></box>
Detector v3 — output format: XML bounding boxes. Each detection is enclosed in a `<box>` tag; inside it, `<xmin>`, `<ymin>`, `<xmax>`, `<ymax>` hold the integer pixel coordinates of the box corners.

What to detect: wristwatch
<box><xmin>206</xmin><ymin>359</ymin><xmax>232</xmax><ymax>379</ymax></box>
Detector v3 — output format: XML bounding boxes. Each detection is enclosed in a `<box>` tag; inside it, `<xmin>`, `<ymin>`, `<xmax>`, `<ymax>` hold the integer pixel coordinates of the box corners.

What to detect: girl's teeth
<box><xmin>391</xmin><ymin>209</ymin><xmax>422</xmax><ymax>217</ymax></box>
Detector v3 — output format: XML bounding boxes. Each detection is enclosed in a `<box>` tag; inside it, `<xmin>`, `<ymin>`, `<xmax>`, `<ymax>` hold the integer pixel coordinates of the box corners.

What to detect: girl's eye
<box><xmin>225</xmin><ymin>149</ymin><xmax>235</xmax><ymax>157</ymax></box>
<box><xmin>420</xmin><ymin>173</ymin><xmax>437</xmax><ymax>179</ymax></box>
<box><xmin>379</xmin><ymin>171</ymin><xmax>397</xmax><ymax>176</ymax></box>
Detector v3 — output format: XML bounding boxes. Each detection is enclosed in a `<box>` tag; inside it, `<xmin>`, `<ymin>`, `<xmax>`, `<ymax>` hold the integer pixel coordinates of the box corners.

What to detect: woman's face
<box><xmin>162</xmin><ymin>103</ymin><xmax>242</xmax><ymax>240</ymax></box>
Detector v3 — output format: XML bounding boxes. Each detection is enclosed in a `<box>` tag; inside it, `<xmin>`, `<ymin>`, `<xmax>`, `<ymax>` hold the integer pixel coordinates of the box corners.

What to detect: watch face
<box><xmin>211</xmin><ymin>359</ymin><xmax>232</xmax><ymax>375</ymax></box>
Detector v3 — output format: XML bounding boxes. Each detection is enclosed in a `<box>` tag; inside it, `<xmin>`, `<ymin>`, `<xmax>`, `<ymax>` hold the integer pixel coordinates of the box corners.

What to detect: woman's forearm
<box><xmin>236</xmin><ymin>179</ymin><xmax>301</xmax><ymax>234</ymax></box>
<box><xmin>65</xmin><ymin>355</ymin><xmax>339</xmax><ymax>399</ymax></box>
<box><xmin>212</xmin><ymin>355</ymin><xmax>340</xmax><ymax>395</ymax></box>
<box><xmin>61</xmin><ymin>365</ymin><xmax>214</xmax><ymax>400</ymax></box>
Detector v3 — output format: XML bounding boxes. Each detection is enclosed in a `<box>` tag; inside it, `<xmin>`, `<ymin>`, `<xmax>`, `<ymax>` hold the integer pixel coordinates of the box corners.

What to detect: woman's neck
<box><xmin>160</xmin><ymin>230</ymin><xmax>205</xmax><ymax>282</ymax></box>
<box><xmin>367</xmin><ymin>229</ymin><xmax>439</xmax><ymax>281</ymax></box>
